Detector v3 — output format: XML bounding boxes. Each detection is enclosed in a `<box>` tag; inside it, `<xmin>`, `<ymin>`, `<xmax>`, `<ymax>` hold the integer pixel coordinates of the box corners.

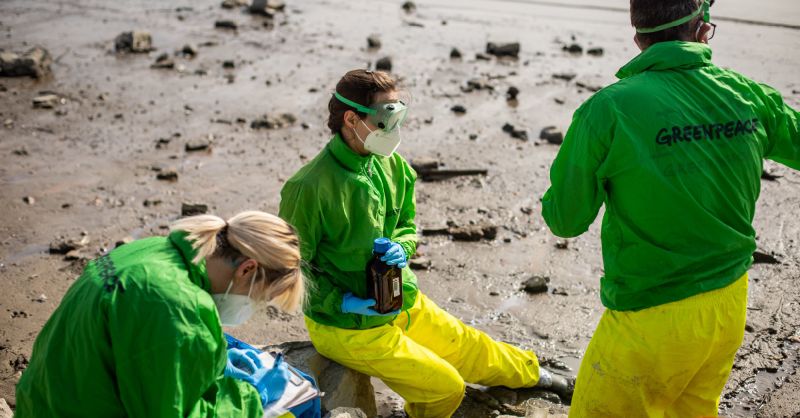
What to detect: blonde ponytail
<box><xmin>170</xmin><ymin>211</ymin><xmax>306</xmax><ymax>312</ymax></box>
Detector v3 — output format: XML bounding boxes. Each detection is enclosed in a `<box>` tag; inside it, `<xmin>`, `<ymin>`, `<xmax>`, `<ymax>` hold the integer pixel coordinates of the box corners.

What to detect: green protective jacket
<box><xmin>15</xmin><ymin>232</ymin><xmax>263</xmax><ymax>418</ymax></box>
<box><xmin>542</xmin><ymin>41</ymin><xmax>800</xmax><ymax>311</ymax></box>
<box><xmin>279</xmin><ymin>134</ymin><xmax>419</xmax><ymax>330</ymax></box>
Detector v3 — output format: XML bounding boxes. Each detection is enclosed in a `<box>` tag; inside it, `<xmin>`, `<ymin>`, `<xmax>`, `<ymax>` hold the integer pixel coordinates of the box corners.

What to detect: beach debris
<box><xmin>555</xmin><ymin>240</ymin><xmax>569</xmax><ymax>250</ymax></box>
<box><xmin>249</xmin><ymin>0</ymin><xmax>285</xmax><ymax>17</ymax></box>
<box><xmin>451</xmin><ymin>104</ymin><xmax>467</xmax><ymax>114</ymax></box>
<box><xmin>486</xmin><ymin>42</ymin><xmax>520</xmax><ymax>58</ymax></box>
<box><xmin>250</xmin><ymin>113</ymin><xmax>297</xmax><ymax>129</ymax></box>
<box><xmin>215</xmin><ymin>20</ymin><xmax>238</xmax><ymax>30</ymax></box>
<box><xmin>49</xmin><ymin>235</ymin><xmax>90</xmax><ymax>255</ymax></box>
<box><xmin>502</xmin><ymin>123</ymin><xmax>528</xmax><ymax>141</ymax></box>
<box><xmin>115</xmin><ymin>237</ymin><xmax>135</xmax><ymax>248</ymax></box>
<box><xmin>540</xmin><ymin>126</ymin><xmax>564</xmax><ymax>145</ymax></box>
<box><xmin>553</xmin><ymin>72</ymin><xmax>577</xmax><ymax>81</ymax></box>
<box><xmin>367</xmin><ymin>35</ymin><xmax>381</xmax><ymax>49</ymax></box>
<box><xmin>375</xmin><ymin>56</ymin><xmax>392</xmax><ymax>72</ymax></box>
<box><xmin>181</xmin><ymin>203</ymin><xmax>209</xmax><ymax>216</ymax></box>
<box><xmin>423</xmin><ymin>223</ymin><xmax>497</xmax><ymax>241</ymax></box>
<box><xmin>23</xmin><ymin>196</ymin><xmax>35</xmax><ymax>205</ymax></box>
<box><xmin>409</xmin><ymin>256</ymin><xmax>432</xmax><ymax>271</ymax></box>
<box><xmin>151</xmin><ymin>53</ymin><xmax>175</xmax><ymax>69</ymax></box>
<box><xmin>587</xmin><ymin>47</ymin><xmax>604</xmax><ymax>56</ymax></box>
<box><xmin>157</xmin><ymin>169</ymin><xmax>179</xmax><ymax>181</ymax></box>
<box><xmin>401</xmin><ymin>1</ymin><xmax>416</xmax><ymax>13</ymax></box>
<box><xmin>185</xmin><ymin>136</ymin><xmax>212</xmax><ymax>152</ymax></box>
<box><xmin>463</xmin><ymin>78</ymin><xmax>493</xmax><ymax>92</ymax></box>
<box><xmin>576</xmin><ymin>81</ymin><xmax>603</xmax><ymax>92</ymax></box>
<box><xmin>475</xmin><ymin>52</ymin><xmax>492</xmax><ymax>61</ymax></box>
<box><xmin>32</xmin><ymin>93</ymin><xmax>63</xmax><ymax>109</ymax></box>
<box><xmin>114</xmin><ymin>31</ymin><xmax>153</xmax><ymax>53</ymax></box>
<box><xmin>450</xmin><ymin>47</ymin><xmax>462</xmax><ymax>59</ymax></box>
<box><xmin>0</xmin><ymin>46</ymin><xmax>52</xmax><ymax>78</ymax></box>
<box><xmin>522</xmin><ymin>275</ymin><xmax>550</xmax><ymax>294</ymax></box>
<box><xmin>33</xmin><ymin>294</ymin><xmax>48</xmax><ymax>303</ymax></box>
<box><xmin>179</xmin><ymin>44</ymin><xmax>198</xmax><ymax>58</ymax></box>
<box><xmin>222</xmin><ymin>60</ymin><xmax>235</xmax><ymax>69</ymax></box>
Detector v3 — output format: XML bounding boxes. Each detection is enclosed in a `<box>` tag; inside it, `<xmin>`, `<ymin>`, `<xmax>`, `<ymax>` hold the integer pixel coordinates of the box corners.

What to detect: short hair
<box><xmin>327</xmin><ymin>69</ymin><xmax>396</xmax><ymax>134</ymax></box>
<box><xmin>630</xmin><ymin>0</ymin><xmax>702</xmax><ymax>45</ymax></box>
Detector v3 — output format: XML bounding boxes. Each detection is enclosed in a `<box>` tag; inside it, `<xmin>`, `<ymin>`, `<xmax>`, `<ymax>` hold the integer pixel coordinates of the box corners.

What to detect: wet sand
<box><xmin>1</xmin><ymin>0</ymin><xmax>799</xmax><ymax>415</ymax></box>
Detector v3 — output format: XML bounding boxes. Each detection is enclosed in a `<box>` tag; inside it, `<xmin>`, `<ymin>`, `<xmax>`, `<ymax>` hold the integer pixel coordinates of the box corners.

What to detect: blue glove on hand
<box><xmin>379</xmin><ymin>240</ymin><xmax>407</xmax><ymax>269</ymax></box>
<box><xmin>224</xmin><ymin>348</ymin><xmax>263</xmax><ymax>381</ymax></box>
<box><xmin>250</xmin><ymin>354</ymin><xmax>292</xmax><ymax>407</ymax></box>
<box><xmin>341</xmin><ymin>292</ymin><xmax>400</xmax><ymax>316</ymax></box>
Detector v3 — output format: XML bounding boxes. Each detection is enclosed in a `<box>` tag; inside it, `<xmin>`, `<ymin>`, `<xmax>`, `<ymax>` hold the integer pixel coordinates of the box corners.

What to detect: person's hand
<box><xmin>341</xmin><ymin>292</ymin><xmax>400</xmax><ymax>316</ymax></box>
<box><xmin>251</xmin><ymin>354</ymin><xmax>292</xmax><ymax>406</ymax></box>
<box><xmin>224</xmin><ymin>348</ymin><xmax>263</xmax><ymax>381</ymax></box>
<box><xmin>379</xmin><ymin>240</ymin><xmax>407</xmax><ymax>269</ymax></box>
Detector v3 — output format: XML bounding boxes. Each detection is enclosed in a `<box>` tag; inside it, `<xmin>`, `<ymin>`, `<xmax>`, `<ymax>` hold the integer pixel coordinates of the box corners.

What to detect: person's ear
<box><xmin>695</xmin><ymin>22</ymin><xmax>712</xmax><ymax>44</ymax></box>
<box><xmin>234</xmin><ymin>259</ymin><xmax>258</xmax><ymax>283</ymax></box>
<box><xmin>342</xmin><ymin>110</ymin><xmax>359</xmax><ymax>132</ymax></box>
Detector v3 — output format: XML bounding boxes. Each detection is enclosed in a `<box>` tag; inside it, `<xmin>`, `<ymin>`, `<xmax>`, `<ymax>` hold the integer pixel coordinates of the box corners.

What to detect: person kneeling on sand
<box><xmin>541</xmin><ymin>0</ymin><xmax>800</xmax><ymax>416</ymax></box>
<box><xmin>279</xmin><ymin>69</ymin><xmax>572</xmax><ymax>418</ymax></box>
<box><xmin>16</xmin><ymin>211</ymin><xmax>306</xmax><ymax>417</ymax></box>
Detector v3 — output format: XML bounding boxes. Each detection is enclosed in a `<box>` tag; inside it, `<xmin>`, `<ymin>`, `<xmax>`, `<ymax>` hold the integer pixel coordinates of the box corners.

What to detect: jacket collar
<box><xmin>616</xmin><ymin>41</ymin><xmax>713</xmax><ymax>79</ymax></box>
<box><xmin>328</xmin><ymin>133</ymin><xmax>373</xmax><ymax>173</ymax></box>
<box><xmin>169</xmin><ymin>230</ymin><xmax>212</xmax><ymax>293</ymax></box>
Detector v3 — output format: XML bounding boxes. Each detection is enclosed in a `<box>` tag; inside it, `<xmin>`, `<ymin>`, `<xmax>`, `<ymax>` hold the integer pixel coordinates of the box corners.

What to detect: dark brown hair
<box><xmin>630</xmin><ymin>0</ymin><xmax>701</xmax><ymax>45</ymax></box>
<box><xmin>327</xmin><ymin>69</ymin><xmax>396</xmax><ymax>134</ymax></box>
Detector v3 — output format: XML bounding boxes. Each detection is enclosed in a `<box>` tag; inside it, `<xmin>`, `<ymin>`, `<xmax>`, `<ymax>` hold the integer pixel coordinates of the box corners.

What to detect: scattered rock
<box><xmin>181</xmin><ymin>203</ymin><xmax>209</xmax><ymax>216</ymax></box>
<box><xmin>555</xmin><ymin>240</ymin><xmax>568</xmax><ymax>250</ymax></box>
<box><xmin>264</xmin><ymin>341</ymin><xmax>378</xmax><ymax>416</ymax></box>
<box><xmin>215</xmin><ymin>20</ymin><xmax>238</xmax><ymax>30</ymax></box>
<box><xmin>451</xmin><ymin>104</ymin><xmax>467</xmax><ymax>114</ymax></box>
<box><xmin>761</xmin><ymin>170</ymin><xmax>782</xmax><ymax>181</ymax></box>
<box><xmin>552</xmin><ymin>72</ymin><xmax>577</xmax><ymax>81</ymax></box>
<box><xmin>563</xmin><ymin>43</ymin><xmax>583</xmax><ymax>54</ymax></box>
<box><xmin>552</xmin><ymin>288</ymin><xmax>569</xmax><ymax>296</ymax></box>
<box><xmin>502</xmin><ymin>123</ymin><xmax>528</xmax><ymax>141</ymax></box>
<box><xmin>576</xmin><ymin>81</ymin><xmax>603</xmax><ymax>92</ymax></box>
<box><xmin>0</xmin><ymin>46</ymin><xmax>52</xmax><ymax>78</ymax></box>
<box><xmin>250</xmin><ymin>113</ymin><xmax>297</xmax><ymax>129</ymax></box>
<box><xmin>222</xmin><ymin>60</ymin><xmax>236</xmax><ymax>69</ymax></box>
<box><xmin>115</xmin><ymin>237</ymin><xmax>135</xmax><ymax>248</ymax></box>
<box><xmin>449</xmin><ymin>223</ymin><xmax>498</xmax><ymax>241</ymax></box>
<box><xmin>464</xmin><ymin>78</ymin><xmax>492</xmax><ymax>92</ymax></box>
<box><xmin>324</xmin><ymin>407</ymin><xmax>367</xmax><ymax>418</ymax></box>
<box><xmin>33</xmin><ymin>293</ymin><xmax>48</xmax><ymax>303</ymax></box>
<box><xmin>409</xmin><ymin>257</ymin><xmax>431</xmax><ymax>270</ymax></box>
<box><xmin>114</xmin><ymin>31</ymin><xmax>153</xmax><ymax>53</ymax></box>
<box><xmin>486</xmin><ymin>42</ymin><xmax>520</xmax><ymax>58</ymax></box>
<box><xmin>375</xmin><ymin>56</ymin><xmax>392</xmax><ymax>72</ymax></box>
<box><xmin>506</xmin><ymin>86</ymin><xmax>519</xmax><ymax>101</ymax></box>
<box><xmin>23</xmin><ymin>196</ymin><xmax>35</xmax><ymax>205</ymax></box>
<box><xmin>587</xmin><ymin>47</ymin><xmax>604</xmax><ymax>56</ymax></box>
<box><xmin>13</xmin><ymin>147</ymin><xmax>29</xmax><ymax>156</ymax></box>
<box><xmin>220</xmin><ymin>0</ymin><xmax>243</xmax><ymax>9</ymax></box>
<box><xmin>522</xmin><ymin>275</ymin><xmax>550</xmax><ymax>294</ymax></box>
<box><xmin>185</xmin><ymin>137</ymin><xmax>212</xmax><ymax>152</ymax></box>
<box><xmin>475</xmin><ymin>52</ymin><xmax>492</xmax><ymax>61</ymax></box>
<box><xmin>143</xmin><ymin>198</ymin><xmax>162</xmax><ymax>207</ymax></box>
<box><xmin>32</xmin><ymin>93</ymin><xmax>62</xmax><ymax>109</ymax></box>
<box><xmin>753</xmin><ymin>250</ymin><xmax>781</xmax><ymax>264</ymax></box>
<box><xmin>367</xmin><ymin>35</ymin><xmax>381</xmax><ymax>49</ymax></box>
<box><xmin>49</xmin><ymin>235</ymin><xmax>90</xmax><ymax>254</ymax></box>
<box><xmin>179</xmin><ymin>44</ymin><xmax>198</xmax><ymax>57</ymax></box>
<box><xmin>540</xmin><ymin>126</ymin><xmax>564</xmax><ymax>145</ymax></box>
<box><xmin>401</xmin><ymin>1</ymin><xmax>416</xmax><ymax>13</ymax></box>
<box><xmin>11</xmin><ymin>353</ymin><xmax>28</xmax><ymax>372</ymax></box>
<box><xmin>151</xmin><ymin>53</ymin><xmax>175</xmax><ymax>69</ymax></box>
<box><xmin>156</xmin><ymin>170</ymin><xmax>179</xmax><ymax>181</ymax></box>
<box><xmin>450</xmin><ymin>47</ymin><xmax>462</xmax><ymax>59</ymax></box>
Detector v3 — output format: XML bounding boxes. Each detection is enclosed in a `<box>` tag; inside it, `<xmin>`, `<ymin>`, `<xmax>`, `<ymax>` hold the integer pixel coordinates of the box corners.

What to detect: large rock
<box><xmin>115</xmin><ymin>31</ymin><xmax>153</xmax><ymax>53</ymax></box>
<box><xmin>0</xmin><ymin>46</ymin><xmax>52</xmax><ymax>78</ymax></box>
<box><xmin>264</xmin><ymin>341</ymin><xmax>378</xmax><ymax>417</ymax></box>
<box><xmin>0</xmin><ymin>398</ymin><xmax>12</xmax><ymax>418</ymax></box>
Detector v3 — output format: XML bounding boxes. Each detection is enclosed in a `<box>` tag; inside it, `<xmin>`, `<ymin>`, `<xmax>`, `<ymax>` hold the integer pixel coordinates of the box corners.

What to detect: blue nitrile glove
<box><xmin>225</xmin><ymin>348</ymin><xmax>263</xmax><ymax>381</ymax></box>
<box><xmin>341</xmin><ymin>292</ymin><xmax>401</xmax><ymax>316</ymax></box>
<box><xmin>250</xmin><ymin>354</ymin><xmax>292</xmax><ymax>406</ymax></box>
<box><xmin>379</xmin><ymin>239</ymin><xmax>407</xmax><ymax>269</ymax></box>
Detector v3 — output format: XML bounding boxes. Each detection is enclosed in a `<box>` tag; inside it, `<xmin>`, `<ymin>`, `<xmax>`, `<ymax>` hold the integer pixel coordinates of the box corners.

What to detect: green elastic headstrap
<box><xmin>333</xmin><ymin>92</ymin><xmax>377</xmax><ymax>115</ymax></box>
<box><xmin>636</xmin><ymin>0</ymin><xmax>709</xmax><ymax>34</ymax></box>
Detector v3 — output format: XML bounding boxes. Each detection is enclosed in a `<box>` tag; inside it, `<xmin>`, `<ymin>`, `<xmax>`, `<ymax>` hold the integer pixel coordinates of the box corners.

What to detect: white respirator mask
<box><xmin>212</xmin><ymin>269</ymin><xmax>258</xmax><ymax>327</ymax></box>
<box><xmin>334</xmin><ymin>91</ymin><xmax>408</xmax><ymax>157</ymax></box>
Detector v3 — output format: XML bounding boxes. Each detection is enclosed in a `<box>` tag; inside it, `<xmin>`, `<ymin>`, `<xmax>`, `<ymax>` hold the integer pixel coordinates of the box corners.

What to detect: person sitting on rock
<box><xmin>541</xmin><ymin>0</ymin><xmax>800</xmax><ymax>417</ymax></box>
<box><xmin>279</xmin><ymin>69</ymin><xmax>571</xmax><ymax>418</ymax></box>
<box><xmin>15</xmin><ymin>211</ymin><xmax>306</xmax><ymax>417</ymax></box>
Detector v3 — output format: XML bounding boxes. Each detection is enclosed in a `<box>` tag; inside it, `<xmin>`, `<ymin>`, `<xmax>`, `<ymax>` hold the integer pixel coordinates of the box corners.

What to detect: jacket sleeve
<box><xmin>759</xmin><ymin>83</ymin><xmax>800</xmax><ymax>170</ymax></box>
<box><xmin>541</xmin><ymin>95</ymin><xmax>612</xmax><ymax>238</ymax></box>
<box><xmin>279</xmin><ymin>181</ymin><xmax>344</xmax><ymax>311</ymax></box>
<box><xmin>108</xmin><ymin>272</ymin><xmax>263</xmax><ymax>418</ymax></box>
<box><xmin>391</xmin><ymin>163</ymin><xmax>418</xmax><ymax>259</ymax></box>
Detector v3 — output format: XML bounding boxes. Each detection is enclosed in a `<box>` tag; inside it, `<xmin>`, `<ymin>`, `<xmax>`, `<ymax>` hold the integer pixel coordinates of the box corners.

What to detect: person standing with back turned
<box><xmin>540</xmin><ymin>0</ymin><xmax>800</xmax><ymax>416</ymax></box>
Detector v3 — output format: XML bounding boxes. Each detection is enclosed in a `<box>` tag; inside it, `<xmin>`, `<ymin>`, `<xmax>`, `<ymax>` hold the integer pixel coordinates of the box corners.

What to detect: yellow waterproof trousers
<box><xmin>305</xmin><ymin>292</ymin><xmax>540</xmax><ymax>418</ymax></box>
<box><xmin>570</xmin><ymin>273</ymin><xmax>748</xmax><ymax>418</ymax></box>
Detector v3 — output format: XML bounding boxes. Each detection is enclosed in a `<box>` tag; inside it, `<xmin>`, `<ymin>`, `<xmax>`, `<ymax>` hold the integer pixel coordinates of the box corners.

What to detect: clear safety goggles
<box><xmin>334</xmin><ymin>92</ymin><xmax>409</xmax><ymax>133</ymax></box>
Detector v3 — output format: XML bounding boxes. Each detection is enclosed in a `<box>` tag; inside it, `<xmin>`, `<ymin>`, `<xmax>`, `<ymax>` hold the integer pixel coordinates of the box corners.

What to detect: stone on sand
<box><xmin>0</xmin><ymin>46</ymin><xmax>52</xmax><ymax>78</ymax></box>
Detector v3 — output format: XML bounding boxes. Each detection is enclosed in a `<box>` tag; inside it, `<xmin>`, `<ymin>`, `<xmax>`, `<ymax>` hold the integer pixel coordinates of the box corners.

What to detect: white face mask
<box><xmin>355</xmin><ymin>119</ymin><xmax>402</xmax><ymax>157</ymax></box>
<box><xmin>212</xmin><ymin>269</ymin><xmax>257</xmax><ymax>327</ymax></box>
